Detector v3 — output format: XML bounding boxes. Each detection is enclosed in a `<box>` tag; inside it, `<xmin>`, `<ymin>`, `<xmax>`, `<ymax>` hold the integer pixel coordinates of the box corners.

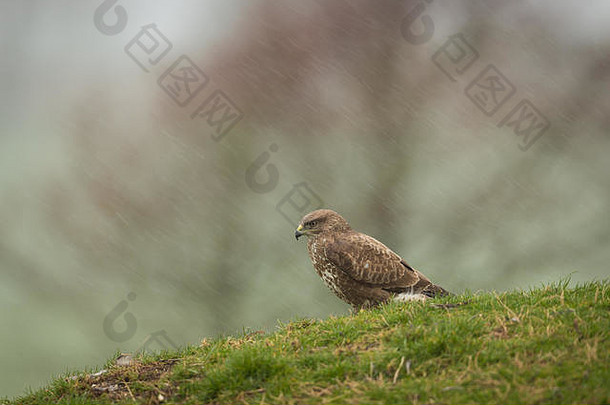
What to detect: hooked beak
<box><xmin>295</xmin><ymin>224</ymin><xmax>305</xmax><ymax>240</ymax></box>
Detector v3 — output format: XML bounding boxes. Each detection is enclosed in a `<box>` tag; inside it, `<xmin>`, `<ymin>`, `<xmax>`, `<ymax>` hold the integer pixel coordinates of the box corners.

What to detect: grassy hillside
<box><xmin>5</xmin><ymin>280</ymin><xmax>609</xmax><ymax>404</ymax></box>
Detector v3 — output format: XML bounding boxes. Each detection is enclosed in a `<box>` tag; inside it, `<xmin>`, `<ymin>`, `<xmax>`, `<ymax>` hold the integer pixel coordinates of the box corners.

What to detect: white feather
<box><xmin>393</xmin><ymin>292</ymin><xmax>427</xmax><ymax>302</ymax></box>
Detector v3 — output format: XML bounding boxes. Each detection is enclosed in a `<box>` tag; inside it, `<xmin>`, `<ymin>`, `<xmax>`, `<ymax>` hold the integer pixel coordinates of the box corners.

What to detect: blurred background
<box><xmin>1</xmin><ymin>0</ymin><xmax>609</xmax><ymax>398</ymax></box>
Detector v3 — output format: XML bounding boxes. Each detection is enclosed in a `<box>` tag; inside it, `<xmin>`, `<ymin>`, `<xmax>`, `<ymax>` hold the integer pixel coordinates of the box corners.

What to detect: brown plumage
<box><xmin>295</xmin><ymin>209</ymin><xmax>449</xmax><ymax>309</ymax></box>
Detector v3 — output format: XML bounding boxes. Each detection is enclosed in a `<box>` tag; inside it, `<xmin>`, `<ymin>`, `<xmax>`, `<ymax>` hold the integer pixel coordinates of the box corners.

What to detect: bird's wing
<box><xmin>324</xmin><ymin>232</ymin><xmax>424</xmax><ymax>288</ymax></box>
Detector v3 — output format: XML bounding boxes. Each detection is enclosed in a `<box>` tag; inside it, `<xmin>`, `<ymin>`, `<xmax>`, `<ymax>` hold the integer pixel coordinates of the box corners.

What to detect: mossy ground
<box><xmin>4</xmin><ymin>280</ymin><xmax>609</xmax><ymax>404</ymax></box>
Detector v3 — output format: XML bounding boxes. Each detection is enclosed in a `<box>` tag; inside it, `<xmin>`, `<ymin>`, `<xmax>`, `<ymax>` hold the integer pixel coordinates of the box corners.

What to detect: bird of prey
<box><xmin>295</xmin><ymin>209</ymin><xmax>449</xmax><ymax>309</ymax></box>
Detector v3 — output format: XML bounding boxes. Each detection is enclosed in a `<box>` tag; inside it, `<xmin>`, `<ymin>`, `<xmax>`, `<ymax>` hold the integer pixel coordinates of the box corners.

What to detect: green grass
<box><xmin>4</xmin><ymin>280</ymin><xmax>609</xmax><ymax>404</ymax></box>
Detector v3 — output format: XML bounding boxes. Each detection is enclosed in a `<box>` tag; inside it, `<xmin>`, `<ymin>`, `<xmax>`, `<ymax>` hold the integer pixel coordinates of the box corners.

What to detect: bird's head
<box><xmin>295</xmin><ymin>209</ymin><xmax>351</xmax><ymax>240</ymax></box>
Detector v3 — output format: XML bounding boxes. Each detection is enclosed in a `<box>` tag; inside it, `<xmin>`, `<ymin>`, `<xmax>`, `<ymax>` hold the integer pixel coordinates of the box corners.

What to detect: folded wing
<box><xmin>324</xmin><ymin>232</ymin><xmax>428</xmax><ymax>290</ymax></box>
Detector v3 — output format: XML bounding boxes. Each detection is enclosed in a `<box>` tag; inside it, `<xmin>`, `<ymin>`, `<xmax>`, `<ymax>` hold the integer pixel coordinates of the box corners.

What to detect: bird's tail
<box><xmin>421</xmin><ymin>283</ymin><xmax>451</xmax><ymax>298</ymax></box>
<box><xmin>422</xmin><ymin>284</ymin><xmax>471</xmax><ymax>308</ymax></box>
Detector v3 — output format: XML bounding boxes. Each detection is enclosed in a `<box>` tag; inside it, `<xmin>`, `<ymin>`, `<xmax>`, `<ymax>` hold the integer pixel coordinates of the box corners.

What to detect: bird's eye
<box><xmin>308</xmin><ymin>221</ymin><xmax>317</xmax><ymax>228</ymax></box>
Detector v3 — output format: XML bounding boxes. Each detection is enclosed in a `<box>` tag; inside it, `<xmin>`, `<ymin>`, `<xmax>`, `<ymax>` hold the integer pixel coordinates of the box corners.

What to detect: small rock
<box><xmin>115</xmin><ymin>353</ymin><xmax>134</xmax><ymax>367</ymax></box>
<box><xmin>89</xmin><ymin>369</ymin><xmax>107</xmax><ymax>377</ymax></box>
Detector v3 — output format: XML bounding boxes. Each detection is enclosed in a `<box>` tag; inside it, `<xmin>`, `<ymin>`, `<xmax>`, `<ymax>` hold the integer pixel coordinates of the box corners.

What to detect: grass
<box><xmin>4</xmin><ymin>280</ymin><xmax>609</xmax><ymax>404</ymax></box>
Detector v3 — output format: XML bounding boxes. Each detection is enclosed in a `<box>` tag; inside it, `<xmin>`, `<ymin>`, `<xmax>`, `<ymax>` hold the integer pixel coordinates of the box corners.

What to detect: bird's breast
<box><xmin>307</xmin><ymin>238</ymin><xmax>345</xmax><ymax>298</ymax></box>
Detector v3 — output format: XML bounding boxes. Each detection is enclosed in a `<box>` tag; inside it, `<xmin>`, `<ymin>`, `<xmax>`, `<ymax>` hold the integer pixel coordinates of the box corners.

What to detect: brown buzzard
<box><xmin>295</xmin><ymin>209</ymin><xmax>449</xmax><ymax>309</ymax></box>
